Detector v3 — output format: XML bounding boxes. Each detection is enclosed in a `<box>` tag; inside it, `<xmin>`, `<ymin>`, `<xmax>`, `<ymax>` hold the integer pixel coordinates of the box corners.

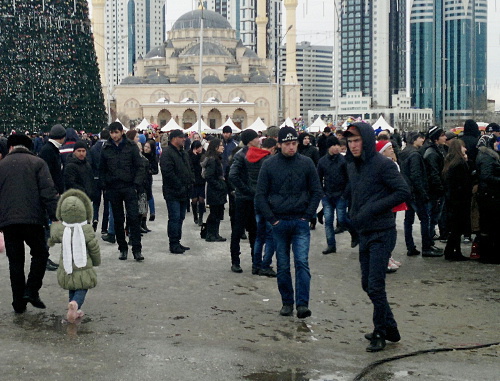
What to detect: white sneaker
<box><xmin>389</xmin><ymin>257</ymin><xmax>401</xmax><ymax>267</ymax></box>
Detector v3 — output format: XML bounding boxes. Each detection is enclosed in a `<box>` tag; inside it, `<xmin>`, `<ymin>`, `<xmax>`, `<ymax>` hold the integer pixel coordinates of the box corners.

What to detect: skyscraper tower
<box><xmin>103</xmin><ymin>0</ymin><xmax>166</xmax><ymax>87</ymax></box>
<box><xmin>335</xmin><ymin>0</ymin><xmax>406</xmax><ymax>108</ymax></box>
<box><xmin>410</xmin><ymin>0</ymin><xmax>487</xmax><ymax>127</ymax></box>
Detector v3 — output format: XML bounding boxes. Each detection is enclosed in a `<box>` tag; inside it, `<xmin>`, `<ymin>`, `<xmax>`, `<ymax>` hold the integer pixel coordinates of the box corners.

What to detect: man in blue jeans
<box><xmin>160</xmin><ymin>130</ymin><xmax>194</xmax><ymax>254</ymax></box>
<box><xmin>255</xmin><ymin>127</ymin><xmax>322</xmax><ymax>319</ymax></box>
<box><xmin>344</xmin><ymin>123</ymin><xmax>410</xmax><ymax>352</ymax></box>
<box><xmin>317</xmin><ymin>135</ymin><xmax>358</xmax><ymax>254</ymax></box>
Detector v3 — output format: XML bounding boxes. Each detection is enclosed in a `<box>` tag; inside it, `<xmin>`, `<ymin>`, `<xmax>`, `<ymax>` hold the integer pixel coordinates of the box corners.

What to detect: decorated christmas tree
<box><xmin>0</xmin><ymin>0</ymin><xmax>107</xmax><ymax>133</ymax></box>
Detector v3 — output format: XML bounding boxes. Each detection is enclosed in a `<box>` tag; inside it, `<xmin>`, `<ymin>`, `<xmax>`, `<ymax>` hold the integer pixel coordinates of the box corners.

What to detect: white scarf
<box><xmin>62</xmin><ymin>221</ymin><xmax>88</xmax><ymax>275</ymax></box>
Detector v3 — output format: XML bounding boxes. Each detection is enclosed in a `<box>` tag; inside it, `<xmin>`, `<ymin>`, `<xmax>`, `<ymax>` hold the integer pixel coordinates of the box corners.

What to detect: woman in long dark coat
<box><xmin>202</xmin><ymin>138</ymin><xmax>227</xmax><ymax>242</ymax></box>
<box><xmin>189</xmin><ymin>140</ymin><xmax>206</xmax><ymax>226</ymax></box>
<box><xmin>442</xmin><ymin>139</ymin><xmax>472</xmax><ymax>261</ymax></box>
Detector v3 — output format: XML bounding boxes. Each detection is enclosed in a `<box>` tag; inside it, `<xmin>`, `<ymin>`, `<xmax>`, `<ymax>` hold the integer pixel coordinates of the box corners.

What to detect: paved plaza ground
<box><xmin>0</xmin><ymin>176</ymin><xmax>498</xmax><ymax>380</ymax></box>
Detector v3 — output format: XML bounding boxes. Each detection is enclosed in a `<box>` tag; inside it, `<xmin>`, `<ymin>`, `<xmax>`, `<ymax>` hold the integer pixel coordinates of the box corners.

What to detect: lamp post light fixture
<box><xmin>276</xmin><ymin>24</ymin><xmax>293</xmax><ymax>126</ymax></box>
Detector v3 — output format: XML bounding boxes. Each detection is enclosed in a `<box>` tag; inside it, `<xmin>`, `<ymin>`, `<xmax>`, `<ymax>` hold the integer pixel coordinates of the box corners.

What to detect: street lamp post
<box><xmin>276</xmin><ymin>24</ymin><xmax>293</xmax><ymax>126</ymax></box>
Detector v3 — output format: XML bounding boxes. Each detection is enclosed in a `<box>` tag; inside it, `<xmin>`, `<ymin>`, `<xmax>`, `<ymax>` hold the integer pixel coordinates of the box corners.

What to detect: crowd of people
<box><xmin>0</xmin><ymin>118</ymin><xmax>498</xmax><ymax>352</ymax></box>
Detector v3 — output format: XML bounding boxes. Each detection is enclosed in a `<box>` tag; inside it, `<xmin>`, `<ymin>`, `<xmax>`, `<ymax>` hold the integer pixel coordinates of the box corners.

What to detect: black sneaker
<box><xmin>407</xmin><ymin>247</ymin><xmax>420</xmax><ymax>256</ymax></box>
<box><xmin>12</xmin><ymin>300</ymin><xmax>27</xmax><ymax>314</ymax></box>
<box><xmin>119</xmin><ymin>250</ymin><xmax>128</xmax><ymax>260</ymax></box>
<box><xmin>366</xmin><ymin>331</ymin><xmax>386</xmax><ymax>352</ymax></box>
<box><xmin>102</xmin><ymin>234</ymin><xmax>116</xmax><ymax>244</ymax></box>
<box><xmin>231</xmin><ymin>264</ymin><xmax>243</xmax><ymax>273</ymax></box>
<box><xmin>365</xmin><ymin>326</ymin><xmax>400</xmax><ymax>342</ymax></box>
<box><xmin>322</xmin><ymin>246</ymin><xmax>336</xmax><ymax>254</ymax></box>
<box><xmin>422</xmin><ymin>248</ymin><xmax>444</xmax><ymax>257</ymax></box>
<box><xmin>296</xmin><ymin>306</ymin><xmax>311</xmax><ymax>319</ymax></box>
<box><xmin>132</xmin><ymin>251</ymin><xmax>144</xmax><ymax>261</ymax></box>
<box><xmin>252</xmin><ymin>267</ymin><xmax>260</xmax><ymax>275</ymax></box>
<box><xmin>46</xmin><ymin>259</ymin><xmax>58</xmax><ymax>271</ymax></box>
<box><xmin>23</xmin><ymin>293</ymin><xmax>46</xmax><ymax>309</ymax></box>
<box><xmin>170</xmin><ymin>245</ymin><xmax>185</xmax><ymax>254</ymax></box>
<box><xmin>351</xmin><ymin>236</ymin><xmax>360</xmax><ymax>248</ymax></box>
<box><xmin>279</xmin><ymin>304</ymin><xmax>293</xmax><ymax>316</ymax></box>
<box><xmin>179</xmin><ymin>244</ymin><xmax>190</xmax><ymax>251</ymax></box>
<box><xmin>258</xmin><ymin>268</ymin><xmax>277</xmax><ymax>277</ymax></box>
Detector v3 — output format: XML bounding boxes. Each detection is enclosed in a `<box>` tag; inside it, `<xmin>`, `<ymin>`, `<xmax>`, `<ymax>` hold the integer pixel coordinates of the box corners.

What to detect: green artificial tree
<box><xmin>0</xmin><ymin>0</ymin><xmax>107</xmax><ymax>133</ymax></box>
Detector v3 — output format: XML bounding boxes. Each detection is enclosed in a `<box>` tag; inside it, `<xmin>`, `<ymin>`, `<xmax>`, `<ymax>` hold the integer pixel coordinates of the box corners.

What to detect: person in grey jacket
<box><xmin>255</xmin><ymin>127</ymin><xmax>322</xmax><ymax>319</ymax></box>
<box><xmin>343</xmin><ymin>123</ymin><xmax>410</xmax><ymax>352</ymax></box>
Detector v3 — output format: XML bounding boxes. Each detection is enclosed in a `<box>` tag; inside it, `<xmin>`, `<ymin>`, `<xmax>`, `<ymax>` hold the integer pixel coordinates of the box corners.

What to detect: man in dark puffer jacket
<box><xmin>99</xmin><ymin>122</ymin><xmax>145</xmax><ymax>261</ymax></box>
<box><xmin>255</xmin><ymin>127</ymin><xmax>322</xmax><ymax>320</ymax></box>
<box><xmin>0</xmin><ymin>134</ymin><xmax>59</xmax><ymax>313</ymax></box>
<box><xmin>343</xmin><ymin>122</ymin><xmax>410</xmax><ymax>352</ymax></box>
<box><xmin>64</xmin><ymin>141</ymin><xmax>94</xmax><ymax>198</ymax></box>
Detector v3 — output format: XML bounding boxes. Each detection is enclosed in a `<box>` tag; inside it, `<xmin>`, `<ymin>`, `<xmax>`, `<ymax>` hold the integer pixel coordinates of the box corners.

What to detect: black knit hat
<box><xmin>169</xmin><ymin>129</ymin><xmax>185</xmax><ymax>139</ymax></box>
<box><xmin>278</xmin><ymin>126</ymin><xmax>298</xmax><ymax>143</ymax></box>
<box><xmin>7</xmin><ymin>134</ymin><xmax>33</xmax><ymax>150</ymax></box>
<box><xmin>222</xmin><ymin>126</ymin><xmax>232</xmax><ymax>134</ymax></box>
<box><xmin>427</xmin><ymin>126</ymin><xmax>444</xmax><ymax>141</ymax></box>
<box><xmin>49</xmin><ymin>124</ymin><xmax>66</xmax><ymax>139</ymax></box>
<box><xmin>241</xmin><ymin>129</ymin><xmax>258</xmax><ymax>145</ymax></box>
<box><xmin>326</xmin><ymin>135</ymin><xmax>340</xmax><ymax>148</ymax></box>
<box><xmin>73</xmin><ymin>141</ymin><xmax>87</xmax><ymax>151</ymax></box>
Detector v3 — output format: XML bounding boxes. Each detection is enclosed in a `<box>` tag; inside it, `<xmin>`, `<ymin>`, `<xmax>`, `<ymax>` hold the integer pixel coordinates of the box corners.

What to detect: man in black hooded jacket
<box><xmin>343</xmin><ymin>122</ymin><xmax>410</xmax><ymax>352</ymax></box>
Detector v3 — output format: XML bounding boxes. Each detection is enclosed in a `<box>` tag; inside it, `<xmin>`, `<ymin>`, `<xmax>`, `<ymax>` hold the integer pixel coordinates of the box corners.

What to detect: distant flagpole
<box><xmin>198</xmin><ymin>1</ymin><xmax>204</xmax><ymax>133</ymax></box>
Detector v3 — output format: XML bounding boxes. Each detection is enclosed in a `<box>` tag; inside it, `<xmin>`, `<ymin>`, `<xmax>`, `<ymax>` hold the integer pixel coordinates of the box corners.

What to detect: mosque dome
<box><xmin>172</xmin><ymin>10</ymin><xmax>232</xmax><ymax>31</ymax></box>
<box><xmin>225</xmin><ymin>75</ymin><xmax>244</xmax><ymax>83</ymax></box>
<box><xmin>249</xmin><ymin>74</ymin><xmax>270</xmax><ymax>83</ymax></box>
<box><xmin>177</xmin><ymin>75</ymin><xmax>198</xmax><ymax>84</ymax></box>
<box><xmin>144</xmin><ymin>45</ymin><xmax>166</xmax><ymax>59</ymax></box>
<box><xmin>121</xmin><ymin>76</ymin><xmax>143</xmax><ymax>85</ymax></box>
<box><xmin>181</xmin><ymin>42</ymin><xmax>231</xmax><ymax>57</ymax></box>
<box><xmin>147</xmin><ymin>73</ymin><xmax>170</xmax><ymax>84</ymax></box>
<box><xmin>202</xmin><ymin>75</ymin><xmax>221</xmax><ymax>84</ymax></box>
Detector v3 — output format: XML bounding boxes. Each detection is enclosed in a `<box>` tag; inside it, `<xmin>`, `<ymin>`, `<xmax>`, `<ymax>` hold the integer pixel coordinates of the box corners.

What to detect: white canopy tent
<box><xmin>280</xmin><ymin>117</ymin><xmax>294</xmax><ymax>128</ymax></box>
<box><xmin>306</xmin><ymin>117</ymin><xmax>327</xmax><ymax>133</ymax></box>
<box><xmin>135</xmin><ymin>118</ymin><xmax>150</xmax><ymax>131</ymax></box>
<box><xmin>160</xmin><ymin>118</ymin><xmax>182</xmax><ymax>132</ymax></box>
<box><xmin>372</xmin><ymin>116</ymin><xmax>394</xmax><ymax>134</ymax></box>
<box><xmin>247</xmin><ymin>117</ymin><xmax>268</xmax><ymax>132</ymax></box>
<box><xmin>217</xmin><ymin>117</ymin><xmax>241</xmax><ymax>133</ymax></box>
<box><xmin>186</xmin><ymin>119</ymin><xmax>211</xmax><ymax>133</ymax></box>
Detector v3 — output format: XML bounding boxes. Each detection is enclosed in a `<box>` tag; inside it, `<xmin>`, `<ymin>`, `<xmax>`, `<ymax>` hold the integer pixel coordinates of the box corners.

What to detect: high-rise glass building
<box><xmin>105</xmin><ymin>0</ymin><xmax>166</xmax><ymax>86</ymax></box>
<box><xmin>280</xmin><ymin>42</ymin><xmax>333</xmax><ymax>119</ymax></box>
<box><xmin>334</xmin><ymin>0</ymin><xmax>406</xmax><ymax>108</ymax></box>
<box><xmin>410</xmin><ymin>0</ymin><xmax>487</xmax><ymax>126</ymax></box>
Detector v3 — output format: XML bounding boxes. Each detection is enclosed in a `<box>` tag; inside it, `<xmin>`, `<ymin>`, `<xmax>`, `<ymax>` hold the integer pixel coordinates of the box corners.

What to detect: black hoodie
<box><xmin>344</xmin><ymin>122</ymin><xmax>410</xmax><ymax>234</ymax></box>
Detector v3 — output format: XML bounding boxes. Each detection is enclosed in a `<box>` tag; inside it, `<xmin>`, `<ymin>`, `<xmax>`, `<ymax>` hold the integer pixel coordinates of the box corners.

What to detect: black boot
<box><xmin>205</xmin><ymin>219</ymin><xmax>217</xmax><ymax>242</ymax></box>
<box><xmin>310</xmin><ymin>217</ymin><xmax>316</xmax><ymax>230</ymax></box>
<box><xmin>141</xmin><ymin>217</ymin><xmax>151</xmax><ymax>233</ymax></box>
<box><xmin>192</xmin><ymin>202</ymin><xmax>198</xmax><ymax>224</ymax></box>
<box><xmin>215</xmin><ymin>220</ymin><xmax>227</xmax><ymax>242</ymax></box>
<box><xmin>198</xmin><ymin>202</ymin><xmax>205</xmax><ymax>226</ymax></box>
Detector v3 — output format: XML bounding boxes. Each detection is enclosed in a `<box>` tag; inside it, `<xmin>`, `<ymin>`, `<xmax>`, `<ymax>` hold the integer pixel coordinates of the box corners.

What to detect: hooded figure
<box><xmin>49</xmin><ymin>189</ymin><xmax>100</xmax><ymax>308</ymax></box>
<box><xmin>460</xmin><ymin>119</ymin><xmax>480</xmax><ymax>171</ymax></box>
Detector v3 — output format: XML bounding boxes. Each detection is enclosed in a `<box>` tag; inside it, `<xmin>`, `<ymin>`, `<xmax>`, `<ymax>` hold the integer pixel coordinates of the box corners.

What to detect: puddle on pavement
<box><xmin>244</xmin><ymin>369</ymin><xmax>350</xmax><ymax>381</ymax></box>
<box><xmin>12</xmin><ymin>312</ymin><xmax>94</xmax><ymax>336</ymax></box>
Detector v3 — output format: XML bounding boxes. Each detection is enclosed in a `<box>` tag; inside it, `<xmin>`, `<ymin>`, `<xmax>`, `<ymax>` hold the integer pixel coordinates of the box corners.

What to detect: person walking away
<box><xmin>188</xmin><ymin>140</ymin><xmax>206</xmax><ymax>226</ymax></box>
<box><xmin>143</xmin><ymin>139</ymin><xmax>159</xmax><ymax>222</ymax></box>
<box><xmin>39</xmin><ymin>124</ymin><xmax>67</xmax><ymax>271</ymax></box>
<box><xmin>0</xmin><ymin>134</ymin><xmax>59</xmax><ymax>313</ymax></box>
<box><xmin>399</xmin><ymin>132</ymin><xmax>441</xmax><ymax>257</ymax></box>
<box><xmin>89</xmin><ymin>129</ymin><xmax>111</xmax><ymax>233</ymax></box>
<box><xmin>475</xmin><ymin>135</ymin><xmax>500</xmax><ymax>264</ymax></box>
<box><xmin>160</xmin><ymin>130</ymin><xmax>195</xmax><ymax>254</ymax></box>
<box><xmin>228</xmin><ymin>129</ymin><xmax>261</xmax><ymax>273</ymax></box>
<box><xmin>99</xmin><ymin>122</ymin><xmax>144</xmax><ymax>261</ymax></box>
<box><xmin>202</xmin><ymin>138</ymin><xmax>228</xmax><ymax>243</ymax></box>
<box><xmin>64</xmin><ymin>141</ymin><xmax>94</xmax><ymax>198</ymax></box>
<box><xmin>423</xmin><ymin>126</ymin><xmax>447</xmax><ymax>245</ymax></box>
<box><xmin>317</xmin><ymin>135</ymin><xmax>358</xmax><ymax>255</ymax></box>
<box><xmin>48</xmin><ymin>189</ymin><xmax>100</xmax><ymax>323</ymax></box>
<box><xmin>441</xmin><ymin>139</ymin><xmax>472</xmax><ymax>261</ymax></box>
<box><xmin>343</xmin><ymin>123</ymin><xmax>410</xmax><ymax>352</ymax></box>
<box><xmin>60</xmin><ymin>127</ymin><xmax>80</xmax><ymax>167</ymax></box>
<box><xmin>255</xmin><ymin>127</ymin><xmax>322</xmax><ymax>319</ymax></box>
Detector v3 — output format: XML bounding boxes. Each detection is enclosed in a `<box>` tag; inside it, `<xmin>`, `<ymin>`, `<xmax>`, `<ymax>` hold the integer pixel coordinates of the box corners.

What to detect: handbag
<box><xmin>138</xmin><ymin>192</ymin><xmax>148</xmax><ymax>215</ymax></box>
